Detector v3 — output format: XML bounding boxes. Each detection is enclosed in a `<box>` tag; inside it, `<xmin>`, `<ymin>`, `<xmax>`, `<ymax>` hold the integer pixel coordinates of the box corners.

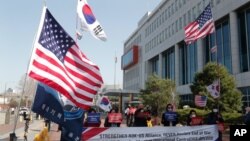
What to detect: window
<box><xmin>179</xmin><ymin>0</ymin><xmax>182</xmax><ymax>9</ymax></box>
<box><xmin>172</xmin><ymin>23</ymin><xmax>175</xmax><ymax>35</ymax></box>
<box><xmin>239</xmin><ymin>87</ymin><xmax>250</xmax><ymax>107</ymax></box>
<box><xmin>175</xmin><ymin>1</ymin><xmax>178</xmax><ymax>12</ymax></box>
<box><xmin>179</xmin><ymin>42</ymin><xmax>197</xmax><ymax>85</ymax></box>
<box><xmin>163</xmin><ymin>47</ymin><xmax>175</xmax><ymax>80</ymax></box>
<box><xmin>183</xmin><ymin>13</ymin><xmax>187</xmax><ymax>27</ymax></box>
<box><xmin>171</xmin><ymin>3</ymin><xmax>174</xmax><ymax>15</ymax></box>
<box><xmin>150</xmin><ymin>56</ymin><xmax>159</xmax><ymax>75</ymax></box>
<box><xmin>192</xmin><ymin>6</ymin><xmax>196</xmax><ymax>20</ymax></box>
<box><xmin>238</xmin><ymin>9</ymin><xmax>250</xmax><ymax>72</ymax></box>
<box><xmin>176</xmin><ymin>20</ymin><xmax>178</xmax><ymax>32</ymax></box>
<box><xmin>197</xmin><ymin>2</ymin><xmax>202</xmax><ymax>15</ymax></box>
<box><xmin>179</xmin><ymin>17</ymin><xmax>182</xmax><ymax>30</ymax></box>
<box><xmin>188</xmin><ymin>10</ymin><xmax>191</xmax><ymax>23</ymax></box>
<box><xmin>205</xmin><ymin>20</ymin><xmax>232</xmax><ymax>73</ymax></box>
<box><xmin>180</xmin><ymin>94</ymin><xmax>194</xmax><ymax>106</ymax></box>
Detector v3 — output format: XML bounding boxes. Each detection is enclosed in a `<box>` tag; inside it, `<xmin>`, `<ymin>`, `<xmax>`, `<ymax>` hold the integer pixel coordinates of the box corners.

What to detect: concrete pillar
<box><xmin>175</xmin><ymin>44</ymin><xmax>179</xmax><ymax>86</ymax></box>
<box><xmin>230</xmin><ymin>11</ymin><xmax>240</xmax><ymax>74</ymax></box>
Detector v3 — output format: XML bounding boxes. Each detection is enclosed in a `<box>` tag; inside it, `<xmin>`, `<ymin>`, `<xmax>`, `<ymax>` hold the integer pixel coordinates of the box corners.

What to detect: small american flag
<box><xmin>195</xmin><ymin>95</ymin><xmax>207</xmax><ymax>107</ymax></box>
<box><xmin>184</xmin><ymin>4</ymin><xmax>215</xmax><ymax>44</ymax></box>
<box><xmin>210</xmin><ymin>46</ymin><xmax>217</xmax><ymax>53</ymax></box>
<box><xmin>28</xmin><ymin>7</ymin><xmax>103</xmax><ymax>110</ymax></box>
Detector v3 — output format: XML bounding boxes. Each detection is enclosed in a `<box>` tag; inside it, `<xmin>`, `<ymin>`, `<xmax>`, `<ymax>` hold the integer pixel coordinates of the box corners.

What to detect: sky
<box><xmin>0</xmin><ymin>0</ymin><xmax>162</xmax><ymax>93</ymax></box>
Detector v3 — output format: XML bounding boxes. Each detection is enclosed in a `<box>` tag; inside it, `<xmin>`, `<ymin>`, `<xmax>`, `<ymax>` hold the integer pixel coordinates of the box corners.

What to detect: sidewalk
<box><xmin>0</xmin><ymin>119</ymin><xmax>45</xmax><ymax>141</ymax></box>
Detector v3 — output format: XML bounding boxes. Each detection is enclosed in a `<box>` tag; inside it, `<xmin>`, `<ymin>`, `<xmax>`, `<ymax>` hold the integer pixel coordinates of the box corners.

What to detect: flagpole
<box><xmin>43</xmin><ymin>0</ymin><xmax>46</xmax><ymax>6</ymax></box>
<box><xmin>10</xmin><ymin>5</ymin><xmax>45</xmax><ymax>141</ymax></box>
<box><xmin>208</xmin><ymin>1</ymin><xmax>221</xmax><ymax>111</ymax></box>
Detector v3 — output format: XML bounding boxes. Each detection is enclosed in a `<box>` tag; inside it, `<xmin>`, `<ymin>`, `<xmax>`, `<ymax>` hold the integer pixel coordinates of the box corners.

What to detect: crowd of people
<box><xmin>81</xmin><ymin>103</ymin><xmax>250</xmax><ymax>141</ymax></box>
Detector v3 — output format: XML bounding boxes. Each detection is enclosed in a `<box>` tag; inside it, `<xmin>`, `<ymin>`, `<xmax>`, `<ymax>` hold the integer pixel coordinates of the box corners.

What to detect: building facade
<box><xmin>122</xmin><ymin>0</ymin><xmax>250</xmax><ymax>107</ymax></box>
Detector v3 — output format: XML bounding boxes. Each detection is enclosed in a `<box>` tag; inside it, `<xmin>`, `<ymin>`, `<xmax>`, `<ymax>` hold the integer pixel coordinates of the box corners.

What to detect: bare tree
<box><xmin>17</xmin><ymin>74</ymin><xmax>37</xmax><ymax>107</ymax></box>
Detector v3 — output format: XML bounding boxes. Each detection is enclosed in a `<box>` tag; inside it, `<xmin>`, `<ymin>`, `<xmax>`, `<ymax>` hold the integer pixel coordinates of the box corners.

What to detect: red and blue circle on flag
<box><xmin>100</xmin><ymin>97</ymin><xmax>110</xmax><ymax>106</ymax></box>
<box><xmin>82</xmin><ymin>4</ymin><xmax>96</xmax><ymax>24</ymax></box>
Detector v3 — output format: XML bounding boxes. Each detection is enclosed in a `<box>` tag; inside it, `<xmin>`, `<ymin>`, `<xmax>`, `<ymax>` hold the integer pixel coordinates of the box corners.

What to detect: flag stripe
<box><xmin>29</xmin><ymin>71</ymin><xmax>92</xmax><ymax>110</ymax></box>
<box><xmin>34</xmin><ymin>47</ymin><xmax>98</xmax><ymax>96</ymax></box>
<box><xmin>31</xmin><ymin>59</ymin><xmax>93</xmax><ymax>101</ymax></box>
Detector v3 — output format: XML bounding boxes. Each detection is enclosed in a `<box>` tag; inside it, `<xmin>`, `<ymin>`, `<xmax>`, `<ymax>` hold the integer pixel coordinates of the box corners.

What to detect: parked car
<box><xmin>19</xmin><ymin>107</ymin><xmax>30</xmax><ymax>115</ymax></box>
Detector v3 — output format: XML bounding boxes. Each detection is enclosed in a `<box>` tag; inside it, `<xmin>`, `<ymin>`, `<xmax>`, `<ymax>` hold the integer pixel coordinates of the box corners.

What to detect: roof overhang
<box><xmin>100</xmin><ymin>89</ymin><xmax>140</xmax><ymax>96</ymax></box>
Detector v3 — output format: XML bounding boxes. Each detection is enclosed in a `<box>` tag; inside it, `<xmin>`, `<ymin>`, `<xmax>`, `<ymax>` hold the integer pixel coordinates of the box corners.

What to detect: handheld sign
<box><xmin>191</xmin><ymin>117</ymin><xmax>203</xmax><ymax>125</ymax></box>
<box><xmin>87</xmin><ymin>113</ymin><xmax>100</xmax><ymax>124</ymax></box>
<box><xmin>108</xmin><ymin>113</ymin><xmax>122</xmax><ymax>123</ymax></box>
<box><xmin>164</xmin><ymin>112</ymin><xmax>177</xmax><ymax>122</ymax></box>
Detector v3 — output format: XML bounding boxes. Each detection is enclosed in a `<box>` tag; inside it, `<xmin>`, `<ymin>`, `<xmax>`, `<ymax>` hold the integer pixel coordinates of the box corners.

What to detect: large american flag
<box><xmin>28</xmin><ymin>7</ymin><xmax>103</xmax><ymax>110</ymax></box>
<box><xmin>184</xmin><ymin>4</ymin><xmax>215</xmax><ymax>44</ymax></box>
<box><xmin>195</xmin><ymin>95</ymin><xmax>207</xmax><ymax>107</ymax></box>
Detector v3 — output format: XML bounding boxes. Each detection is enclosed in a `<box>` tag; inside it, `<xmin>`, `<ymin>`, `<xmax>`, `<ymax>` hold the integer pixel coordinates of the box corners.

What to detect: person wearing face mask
<box><xmin>186</xmin><ymin>110</ymin><xmax>203</xmax><ymax>126</ymax></box>
<box><xmin>161</xmin><ymin>104</ymin><xmax>178</xmax><ymax>126</ymax></box>
<box><xmin>206</xmin><ymin>106</ymin><xmax>224</xmax><ymax>141</ymax></box>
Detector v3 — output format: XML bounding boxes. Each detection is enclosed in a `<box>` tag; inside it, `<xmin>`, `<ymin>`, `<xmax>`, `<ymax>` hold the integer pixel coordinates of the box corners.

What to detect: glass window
<box><xmin>163</xmin><ymin>47</ymin><xmax>175</xmax><ymax>80</ymax></box>
<box><xmin>239</xmin><ymin>87</ymin><xmax>250</xmax><ymax>107</ymax></box>
<box><xmin>205</xmin><ymin>20</ymin><xmax>232</xmax><ymax>73</ymax></box>
<box><xmin>150</xmin><ymin>56</ymin><xmax>159</xmax><ymax>75</ymax></box>
<box><xmin>179</xmin><ymin>42</ymin><xmax>197</xmax><ymax>85</ymax></box>
<box><xmin>176</xmin><ymin>20</ymin><xmax>178</xmax><ymax>32</ymax></box>
<box><xmin>165</xmin><ymin>9</ymin><xmax>168</xmax><ymax>21</ymax></box>
<box><xmin>179</xmin><ymin>17</ymin><xmax>182</xmax><ymax>30</ymax></box>
<box><xmin>172</xmin><ymin>3</ymin><xmax>174</xmax><ymax>15</ymax></box>
<box><xmin>179</xmin><ymin>0</ymin><xmax>182</xmax><ymax>9</ymax></box>
<box><xmin>188</xmin><ymin>10</ymin><xmax>191</xmax><ymax>23</ymax></box>
<box><xmin>172</xmin><ymin>23</ymin><xmax>175</xmax><ymax>35</ymax></box>
<box><xmin>192</xmin><ymin>6</ymin><xmax>196</xmax><ymax>21</ymax></box>
<box><xmin>238</xmin><ymin>9</ymin><xmax>250</xmax><ymax>72</ymax></box>
<box><xmin>183</xmin><ymin>13</ymin><xmax>187</xmax><ymax>27</ymax></box>
<box><xmin>175</xmin><ymin>1</ymin><xmax>178</xmax><ymax>12</ymax></box>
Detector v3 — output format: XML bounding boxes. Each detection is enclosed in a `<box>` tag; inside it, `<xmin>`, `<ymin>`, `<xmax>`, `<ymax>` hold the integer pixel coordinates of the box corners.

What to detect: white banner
<box><xmin>82</xmin><ymin>125</ymin><xmax>218</xmax><ymax>141</ymax></box>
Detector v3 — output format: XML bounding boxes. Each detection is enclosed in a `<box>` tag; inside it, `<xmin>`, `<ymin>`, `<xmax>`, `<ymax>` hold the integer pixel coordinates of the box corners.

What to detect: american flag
<box><xmin>184</xmin><ymin>4</ymin><xmax>215</xmax><ymax>44</ymax></box>
<box><xmin>28</xmin><ymin>7</ymin><xmax>103</xmax><ymax>110</ymax></box>
<box><xmin>195</xmin><ymin>95</ymin><xmax>207</xmax><ymax>107</ymax></box>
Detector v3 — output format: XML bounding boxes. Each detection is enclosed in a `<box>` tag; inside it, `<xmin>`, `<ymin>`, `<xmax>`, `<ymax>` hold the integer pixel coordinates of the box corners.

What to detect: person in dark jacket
<box><xmin>84</xmin><ymin>108</ymin><xmax>101</xmax><ymax>127</ymax></box>
<box><xmin>161</xmin><ymin>104</ymin><xmax>178</xmax><ymax>126</ymax></box>
<box><xmin>244</xmin><ymin>107</ymin><xmax>250</xmax><ymax>126</ymax></box>
<box><xmin>206</xmin><ymin>107</ymin><xmax>224</xmax><ymax>141</ymax></box>
<box><xmin>133</xmin><ymin>104</ymin><xmax>148</xmax><ymax>127</ymax></box>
